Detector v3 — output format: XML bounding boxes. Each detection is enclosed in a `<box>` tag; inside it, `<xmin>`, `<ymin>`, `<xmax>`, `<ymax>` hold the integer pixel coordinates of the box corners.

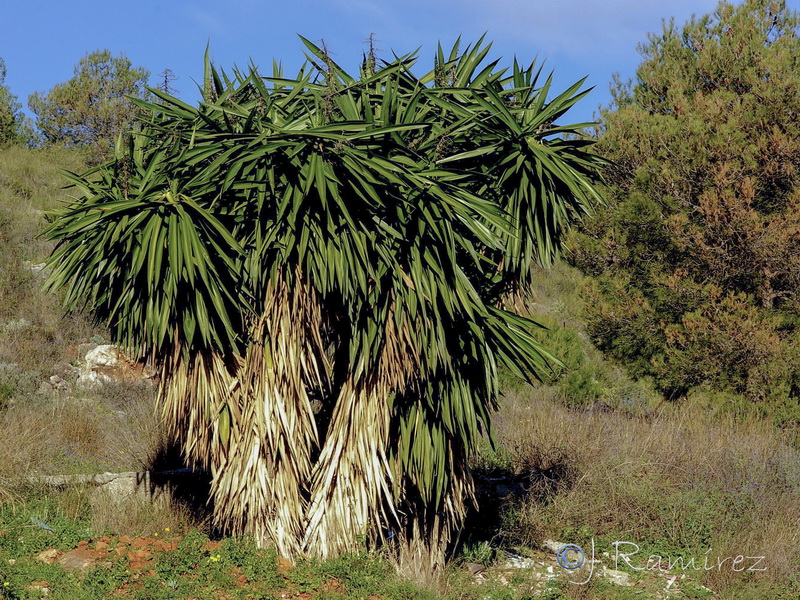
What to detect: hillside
<box><xmin>0</xmin><ymin>146</ymin><xmax>797</xmax><ymax>599</ymax></box>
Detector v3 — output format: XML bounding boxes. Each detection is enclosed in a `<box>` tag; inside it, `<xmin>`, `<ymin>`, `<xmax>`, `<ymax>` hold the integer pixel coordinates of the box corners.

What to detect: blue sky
<box><xmin>0</xmin><ymin>0</ymin><xmax>775</xmax><ymax>125</ymax></box>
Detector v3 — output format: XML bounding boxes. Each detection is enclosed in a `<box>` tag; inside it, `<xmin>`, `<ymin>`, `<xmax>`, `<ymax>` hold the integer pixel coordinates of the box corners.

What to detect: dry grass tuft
<box><xmin>0</xmin><ymin>381</ymin><xmax>167</xmax><ymax>480</ymax></box>
<box><xmin>490</xmin><ymin>388</ymin><xmax>800</xmax><ymax>594</ymax></box>
<box><xmin>89</xmin><ymin>478</ymin><xmax>204</xmax><ymax>538</ymax></box>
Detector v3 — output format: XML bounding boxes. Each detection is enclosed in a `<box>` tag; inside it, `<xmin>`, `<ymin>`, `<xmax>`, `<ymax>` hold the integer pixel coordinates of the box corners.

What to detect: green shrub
<box><xmin>570</xmin><ymin>0</ymin><xmax>800</xmax><ymax>408</ymax></box>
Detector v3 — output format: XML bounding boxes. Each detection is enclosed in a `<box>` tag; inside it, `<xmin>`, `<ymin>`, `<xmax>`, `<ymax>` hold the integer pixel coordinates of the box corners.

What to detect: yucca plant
<box><xmin>42</xmin><ymin>38</ymin><xmax>605</xmax><ymax>564</ymax></box>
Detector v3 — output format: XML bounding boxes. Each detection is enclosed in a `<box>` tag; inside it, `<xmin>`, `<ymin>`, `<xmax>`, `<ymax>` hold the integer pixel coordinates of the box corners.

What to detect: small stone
<box><xmin>26</xmin><ymin>582</ymin><xmax>49</xmax><ymax>597</ymax></box>
<box><xmin>29</xmin><ymin>262</ymin><xmax>48</xmax><ymax>275</ymax></box>
<box><xmin>542</xmin><ymin>539</ymin><xmax>566</xmax><ymax>554</ymax></box>
<box><xmin>543</xmin><ymin>571</ymin><xmax>559</xmax><ymax>580</ymax></box>
<box><xmin>464</xmin><ymin>562</ymin><xmax>486</xmax><ymax>575</ymax></box>
<box><xmin>52</xmin><ymin>363</ymin><xmax>81</xmax><ymax>380</ymax></box>
<box><xmin>90</xmin><ymin>477</ymin><xmax>151</xmax><ymax>509</ymax></box>
<box><xmin>57</xmin><ymin>548</ymin><xmax>96</xmax><ymax>572</ymax></box>
<box><xmin>503</xmin><ymin>553</ymin><xmax>536</xmax><ymax>569</ymax></box>
<box><xmin>35</xmin><ymin>548</ymin><xmax>59</xmax><ymax>564</ymax></box>
<box><xmin>603</xmin><ymin>567</ymin><xmax>632</xmax><ymax>586</ymax></box>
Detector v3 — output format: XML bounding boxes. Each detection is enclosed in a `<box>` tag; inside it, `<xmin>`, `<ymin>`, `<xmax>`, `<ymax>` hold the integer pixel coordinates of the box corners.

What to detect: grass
<box><xmin>0</xmin><ymin>145</ymin><xmax>799</xmax><ymax>598</ymax></box>
<box><xmin>505</xmin><ymin>264</ymin><xmax>660</xmax><ymax>414</ymax></box>
<box><xmin>0</xmin><ymin>491</ymin><xmax>442</xmax><ymax>599</ymax></box>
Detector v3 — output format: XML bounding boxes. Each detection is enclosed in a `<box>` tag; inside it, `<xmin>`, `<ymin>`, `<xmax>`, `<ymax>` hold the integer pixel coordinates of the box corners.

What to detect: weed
<box><xmin>219</xmin><ymin>535</ymin><xmax>281</xmax><ymax>587</ymax></box>
<box><xmin>458</xmin><ymin>540</ymin><xmax>496</xmax><ymax>565</ymax></box>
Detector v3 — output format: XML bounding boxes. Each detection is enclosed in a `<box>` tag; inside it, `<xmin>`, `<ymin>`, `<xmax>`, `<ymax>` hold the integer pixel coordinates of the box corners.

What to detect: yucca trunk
<box><xmin>303</xmin><ymin>380</ymin><xmax>395</xmax><ymax>557</ymax></box>
<box><xmin>392</xmin><ymin>425</ymin><xmax>476</xmax><ymax>572</ymax></box>
<box><xmin>158</xmin><ymin>275</ymin><xmax>328</xmax><ymax>557</ymax></box>
<box><xmin>212</xmin><ymin>275</ymin><xmax>327</xmax><ymax>556</ymax></box>
<box><xmin>157</xmin><ymin>347</ymin><xmax>238</xmax><ymax>471</ymax></box>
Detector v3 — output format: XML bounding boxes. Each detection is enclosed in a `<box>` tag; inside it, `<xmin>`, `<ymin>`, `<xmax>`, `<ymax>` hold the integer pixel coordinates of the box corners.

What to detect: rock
<box><xmin>30</xmin><ymin>263</ymin><xmax>48</xmax><ymax>276</ymax></box>
<box><xmin>77</xmin><ymin>343</ymin><xmax>99</xmax><ymax>358</ymax></box>
<box><xmin>52</xmin><ymin>363</ymin><xmax>81</xmax><ymax>380</ymax></box>
<box><xmin>57</xmin><ymin>548</ymin><xmax>97</xmax><ymax>572</ymax></box>
<box><xmin>85</xmin><ymin>345</ymin><xmax>120</xmax><ymax>369</ymax></box>
<box><xmin>48</xmin><ymin>375</ymin><xmax>73</xmax><ymax>391</ymax></box>
<box><xmin>35</xmin><ymin>548</ymin><xmax>59</xmax><ymax>564</ymax></box>
<box><xmin>502</xmin><ymin>553</ymin><xmax>536</xmax><ymax>569</ymax></box>
<box><xmin>542</xmin><ymin>539</ymin><xmax>566</xmax><ymax>554</ymax></box>
<box><xmin>76</xmin><ymin>370</ymin><xmax>113</xmax><ymax>389</ymax></box>
<box><xmin>464</xmin><ymin>562</ymin><xmax>487</xmax><ymax>576</ymax></box>
<box><xmin>26</xmin><ymin>582</ymin><xmax>49</xmax><ymax>597</ymax></box>
<box><xmin>22</xmin><ymin>261</ymin><xmax>49</xmax><ymax>276</ymax></box>
<box><xmin>39</xmin><ymin>364</ymin><xmax>81</xmax><ymax>394</ymax></box>
<box><xmin>603</xmin><ymin>567</ymin><xmax>632</xmax><ymax>586</ymax></box>
<box><xmin>75</xmin><ymin>344</ymin><xmax>157</xmax><ymax>386</ymax></box>
<box><xmin>90</xmin><ymin>476</ymin><xmax>152</xmax><ymax>509</ymax></box>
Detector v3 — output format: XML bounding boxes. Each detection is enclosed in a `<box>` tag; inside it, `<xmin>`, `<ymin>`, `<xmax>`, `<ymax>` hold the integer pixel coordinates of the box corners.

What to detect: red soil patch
<box><xmin>34</xmin><ymin>534</ymin><xmax>381</xmax><ymax>600</ymax></box>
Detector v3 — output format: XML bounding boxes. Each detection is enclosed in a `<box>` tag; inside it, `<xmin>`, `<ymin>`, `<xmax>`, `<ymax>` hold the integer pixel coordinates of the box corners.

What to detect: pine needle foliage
<box><xmin>42</xmin><ymin>38</ymin><xmax>605</xmax><ymax>561</ymax></box>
